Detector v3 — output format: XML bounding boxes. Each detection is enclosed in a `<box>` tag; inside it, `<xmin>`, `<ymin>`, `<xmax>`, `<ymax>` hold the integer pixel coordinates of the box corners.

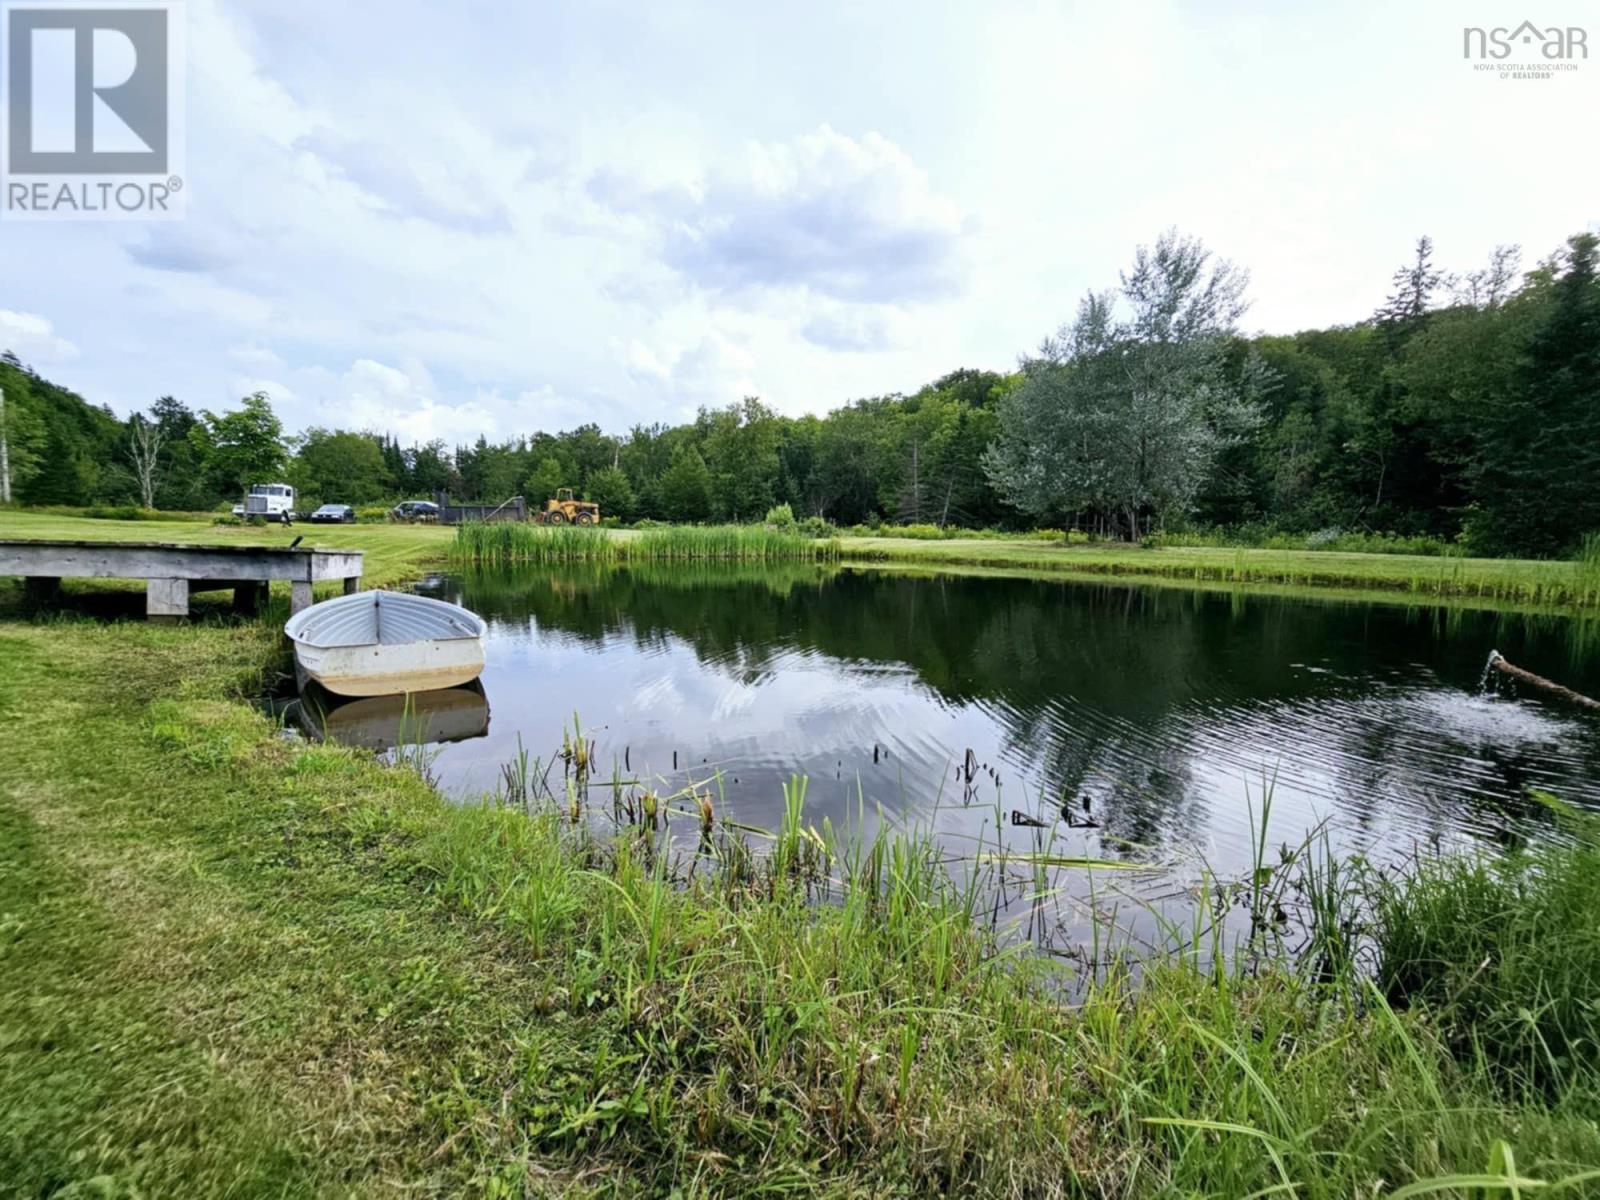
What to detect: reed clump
<box><xmin>452</xmin><ymin>522</ymin><xmax>618</xmax><ymax>564</ymax></box>
<box><xmin>452</xmin><ymin>521</ymin><xmax>839</xmax><ymax>564</ymax></box>
<box><xmin>632</xmin><ymin>524</ymin><xmax>839</xmax><ymax>561</ymax></box>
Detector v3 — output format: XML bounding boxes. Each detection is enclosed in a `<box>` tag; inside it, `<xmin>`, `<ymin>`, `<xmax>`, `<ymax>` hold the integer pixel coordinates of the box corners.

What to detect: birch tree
<box><xmin>128</xmin><ymin>415</ymin><xmax>165</xmax><ymax>509</ymax></box>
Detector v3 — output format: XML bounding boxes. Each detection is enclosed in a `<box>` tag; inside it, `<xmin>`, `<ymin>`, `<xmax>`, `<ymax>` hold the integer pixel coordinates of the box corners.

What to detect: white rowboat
<box><xmin>285</xmin><ymin>589</ymin><xmax>487</xmax><ymax>697</ymax></box>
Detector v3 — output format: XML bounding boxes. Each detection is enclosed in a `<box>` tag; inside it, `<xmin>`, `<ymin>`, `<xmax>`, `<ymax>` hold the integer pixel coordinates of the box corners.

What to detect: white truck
<box><xmin>242</xmin><ymin>482</ymin><xmax>297</xmax><ymax>523</ymax></box>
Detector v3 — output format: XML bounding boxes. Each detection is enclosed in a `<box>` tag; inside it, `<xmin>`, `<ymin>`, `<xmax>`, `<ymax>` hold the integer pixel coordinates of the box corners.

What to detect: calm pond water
<box><xmin>292</xmin><ymin>565</ymin><xmax>1600</xmax><ymax>944</ymax></box>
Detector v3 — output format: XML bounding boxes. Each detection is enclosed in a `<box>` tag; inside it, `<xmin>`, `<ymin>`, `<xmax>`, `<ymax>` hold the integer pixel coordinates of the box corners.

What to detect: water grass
<box><xmin>452</xmin><ymin>521</ymin><xmax>840</xmax><ymax>564</ymax></box>
<box><xmin>420</xmin><ymin>762</ymin><xmax>1600</xmax><ymax>1197</ymax></box>
<box><xmin>1577</xmin><ymin>532</ymin><xmax>1600</xmax><ymax>599</ymax></box>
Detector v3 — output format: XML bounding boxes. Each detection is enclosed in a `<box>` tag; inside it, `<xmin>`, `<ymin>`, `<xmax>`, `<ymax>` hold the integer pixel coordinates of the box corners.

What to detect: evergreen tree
<box><xmin>658</xmin><ymin>447</ymin><xmax>713</xmax><ymax>522</ymax></box>
<box><xmin>1375</xmin><ymin>236</ymin><xmax>1449</xmax><ymax>328</ymax></box>
<box><xmin>1471</xmin><ymin>234</ymin><xmax>1600</xmax><ymax>555</ymax></box>
<box><xmin>585</xmin><ymin>465</ymin><xmax>635</xmax><ymax>520</ymax></box>
<box><xmin>525</xmin><ymin>456</ymin><xmax>566</xmax><ymax>505</ymax></box>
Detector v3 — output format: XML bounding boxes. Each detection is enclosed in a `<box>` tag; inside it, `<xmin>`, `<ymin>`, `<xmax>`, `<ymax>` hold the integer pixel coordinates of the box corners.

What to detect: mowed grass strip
<box><xmin>0</xmin><ymin>621</ymin><xmax>599</xmax><ymax>1196</ymax></box>
<box><xmin>838</xmin><ymin>535</ymin><xmax>1600</xmax><ymax>609</ymax></box>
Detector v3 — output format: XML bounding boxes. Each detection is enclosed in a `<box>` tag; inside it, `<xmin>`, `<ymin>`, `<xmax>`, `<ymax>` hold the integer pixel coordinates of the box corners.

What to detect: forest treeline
<box><xmin>1</xmin><ymin>229</ymin><xmax>1596</xmax><ymax>556</ymax></box>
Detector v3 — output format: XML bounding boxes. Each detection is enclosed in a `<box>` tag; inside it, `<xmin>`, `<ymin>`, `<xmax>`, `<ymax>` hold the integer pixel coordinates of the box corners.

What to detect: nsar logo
<box><xmin>1463</xmin><ymin>20</ymin><xmax>1588</xmax><ymax>60</ymax></box>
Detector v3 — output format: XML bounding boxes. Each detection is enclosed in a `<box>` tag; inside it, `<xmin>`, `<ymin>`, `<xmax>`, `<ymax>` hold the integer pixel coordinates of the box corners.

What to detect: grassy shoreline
<box><xmin>5</xmin><ymin>613</ymin><xmax>1599</xmax><ymax>1195</ymax></box>
<box><xmin>3</xmin><ymin>508</ymin><xmax>1599</xmax><ymax>1192</ymax></box>
<box><xmin>837</xmin><ymin>535</ymin><xmax>1600</xmax><ymax>610</ymax></box>
<box><xmin>4</xmin><ymin>508</ymin><xmax>1596</xmax><ymax>613</ymax></box>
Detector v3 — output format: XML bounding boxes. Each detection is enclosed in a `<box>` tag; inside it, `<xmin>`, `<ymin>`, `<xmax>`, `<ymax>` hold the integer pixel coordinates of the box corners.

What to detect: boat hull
<box><xmin>294</xmin><ymin>637</ymin><xmax>485</xmax><ymax>697</ymax></box>
<box><xmin>285</xmin><ymin>588</ymin><xmax>488</xmax><ymax>698</ymax></box>
<box><xmin>292</xmin><ymin>681</ymin><xmax>490</xmax><ymax>749</ymax></box>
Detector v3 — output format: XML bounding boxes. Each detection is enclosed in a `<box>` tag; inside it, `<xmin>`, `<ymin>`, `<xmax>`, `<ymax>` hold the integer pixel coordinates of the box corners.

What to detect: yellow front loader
<box><xmin>533</xmin><ymin>488</ymin><xmax>600</xmax><ymax>525</ymax></box>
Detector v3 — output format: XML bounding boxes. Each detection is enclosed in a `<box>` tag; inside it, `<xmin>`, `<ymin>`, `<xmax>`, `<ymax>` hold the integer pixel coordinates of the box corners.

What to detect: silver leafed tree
<box><xmin>984</xmin><ymin>230</ymin><xmax>1270</xmax><ymax>538</ymax></box>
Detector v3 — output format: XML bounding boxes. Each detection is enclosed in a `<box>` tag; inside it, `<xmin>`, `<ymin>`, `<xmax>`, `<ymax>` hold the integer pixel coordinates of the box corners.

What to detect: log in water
<box><xmin>1489</xmin><ymin>650</ymin><xmax>1600</xmax><ymax>711</ymax></box>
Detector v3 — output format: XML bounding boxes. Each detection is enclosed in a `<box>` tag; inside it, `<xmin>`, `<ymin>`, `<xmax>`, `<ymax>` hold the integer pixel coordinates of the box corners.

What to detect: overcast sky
<box><xmin>4</xmin><ymin>0</ymin><xmax>1597</xmax><ymax>443</ymax></box>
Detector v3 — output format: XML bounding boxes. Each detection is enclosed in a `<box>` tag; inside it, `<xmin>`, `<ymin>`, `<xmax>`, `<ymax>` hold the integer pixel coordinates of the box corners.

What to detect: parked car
<box><xmin>391</xmin><ymin>500</ymin><xmax>441</xmax><ymax>522</ymax></box>
<box><xmin>310</xmin><ymin>504</ymin><xmax>356</xmax><ymax>524</ymax></box>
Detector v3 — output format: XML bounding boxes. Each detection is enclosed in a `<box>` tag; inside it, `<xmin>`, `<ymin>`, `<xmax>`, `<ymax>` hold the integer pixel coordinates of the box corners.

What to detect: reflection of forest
<box><xmin>429</xmin><ymin>566</ymin><xmax>1600</xmax><ymax>854</ymax></box>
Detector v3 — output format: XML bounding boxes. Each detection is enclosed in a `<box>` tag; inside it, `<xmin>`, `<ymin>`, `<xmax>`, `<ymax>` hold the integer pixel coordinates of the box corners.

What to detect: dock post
<box><xmin>22</xmin><ymin>576</ymin><xmax>62</xmax><ymax>609</ymax></box>
<box><xmin>343</xmin><ymin>575</ymin><xmax>362</xmax><ymax>595</ymax></box>
<box><xmin>290</xmin><ymin>580</ymin><xmax>314</xmax><ymax>614</ymax></box>
<box><xmin>232</xmin><ymin>581</ymin><xmax>267</xmax><ymax>616</ymax></box>
<box><xmin>147</xmin><ymin>577</ymin><xmax>189</xmax><ymax>622</ymax></box>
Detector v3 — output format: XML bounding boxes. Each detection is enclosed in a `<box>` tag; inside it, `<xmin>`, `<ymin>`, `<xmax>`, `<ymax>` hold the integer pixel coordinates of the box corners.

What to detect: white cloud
<box><xmin>594</xmin><ymin>125</ymin><xmax>970</xmax><ymax>304</ymax></box>
<box><xmin>801</xmin><ymin>306</ymin><xmax>905</xmax><ymax>352</ymax></box>
<box><xmin>295</xmin><ymin>127</ymin><xmax>515</xmax><ymax>235</ymax></box>
<box><xmin>623</xmin><ymin>332</ymin><xmax>759</xmax><ymax>412</ymax></box>
<box><xmin>126</xmin><ymin>225</ymin><xmax>240</xmax><ymax>273</ymax></box>
<box><xmin>0</xmin><ymin>310</ymin><xmax>78</xmax><ymax>364</ymax></box>
<box><xmin>227</xmin><ymin>343</ymin><xmax>287</xmax><ymax>372</ymax></box>
<box><xmin>230</xmin><ymin>376</ymin><xmax>297</xmax><ymax>408</ymax></box>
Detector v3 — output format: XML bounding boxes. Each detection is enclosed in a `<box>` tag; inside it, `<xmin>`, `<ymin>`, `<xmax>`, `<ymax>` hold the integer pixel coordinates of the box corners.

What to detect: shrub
<box><xmin>764</xmin><ymin>503</ymin><xmax>796</xmax><ymax>529</ymax></box>
<box><xmin>1151</xmin><ymin>525</ymin><xmax>1461</xmax><ymax>557</ymax></box>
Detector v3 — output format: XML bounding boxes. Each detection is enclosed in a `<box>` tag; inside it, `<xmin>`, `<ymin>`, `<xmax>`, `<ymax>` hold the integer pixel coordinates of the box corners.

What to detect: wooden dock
<box><xmin>0</xmin><ymin>540</ymin><xmax>364</xmax><ymax>621</ymax></box>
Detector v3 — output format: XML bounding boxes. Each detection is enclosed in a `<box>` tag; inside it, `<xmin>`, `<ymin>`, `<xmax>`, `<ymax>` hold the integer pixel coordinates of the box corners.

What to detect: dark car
<box><xmin>391</xmin><ymin>500</ymin><xmax>441</xmax><ymax>522</ymax></box>
<box><xmin>309</xmin><ymin>504</ymin><xmax>356</xmax><ymax>524</ymax></box>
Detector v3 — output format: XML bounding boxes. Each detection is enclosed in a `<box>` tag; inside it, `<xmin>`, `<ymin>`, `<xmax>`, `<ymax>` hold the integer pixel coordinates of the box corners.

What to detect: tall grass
<box><xmin>632</xmin><ymin>524</ymin><xmax>838</xmax><ymax>561</ymax></box>
<box><xmin>1375</xmin><ymin>793</ymin><xmax>1600</xmax><ymax>1110</ymax></box>
<box><xmin>1577</xmin><ymin>532</ymin><xmax>1600</xmax><ymax>601</ymax></box>
<box><xmin>453</xmin><ymin>521</ymin><xmax>839</xmax><ymax>564</ymax></box>
<box><xmin>1154</xmin><ymin>524</ymin><xmax>1463</xmax><ymax>556</ymax></box>
<box><xmin>418</xmin><ymin>761</ymin><xmax>1600</xmax><ymax>1196</ymax></box>
<box><xmin>453</xmin><ymin>522</ymin><xmax>618</xmax><ymax>564</ymax></box>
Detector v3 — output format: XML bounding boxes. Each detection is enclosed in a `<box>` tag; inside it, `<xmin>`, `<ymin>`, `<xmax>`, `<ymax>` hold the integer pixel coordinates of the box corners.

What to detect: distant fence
<box><xmin>434</xmin><ymin>493</ymin><xmax>526</xmax><ymax>525</ymax></box>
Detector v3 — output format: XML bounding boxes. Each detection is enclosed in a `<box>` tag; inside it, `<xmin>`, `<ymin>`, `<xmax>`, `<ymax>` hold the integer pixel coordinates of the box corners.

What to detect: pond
<box><xmin>292</xmin><ymin>565</ymin><xmax>1600</xmax><ymax>948</ymax></box>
